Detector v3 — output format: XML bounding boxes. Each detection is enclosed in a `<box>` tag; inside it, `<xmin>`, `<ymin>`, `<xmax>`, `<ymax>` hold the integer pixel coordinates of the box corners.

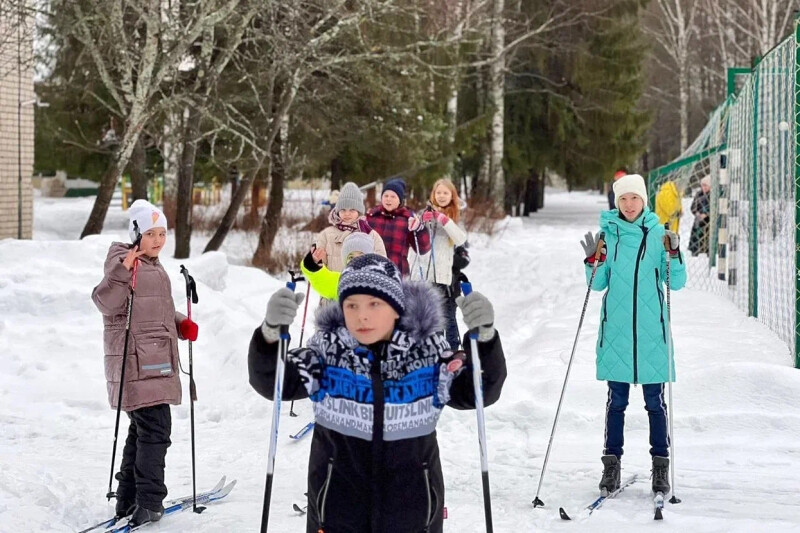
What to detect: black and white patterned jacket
<box><xmin>248</xmin><ymin>280</ymin><xmax>506</xmax><ymax>533</ymax></box>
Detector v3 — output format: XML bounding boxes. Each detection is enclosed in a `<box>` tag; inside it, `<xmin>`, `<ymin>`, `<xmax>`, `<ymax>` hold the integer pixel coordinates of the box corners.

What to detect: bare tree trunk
<box><xmin>330</xmin><ymin>155</ymin><xmax>344</xmax><ymax>191</ymax></box>
<box><xmin>250</xmin><ymin>178</ymin><xmax>262</xmax><ymax>225</ymax></box>
<box><xmin>489</xmin><ymin>0</ymin><xmax>505</xmax><ymax>207</ymax></box>
<box><xmin>679</xmin><ymin>58</ymin><xmax>689</xmax><ymax>151</ymax></box>
<box><xmin>81</xmin><ymin>161</ymin><xmax>123</xmax><ymax>238</ymax></box>
<box><xmin>445</xmin><ymin>0</ymin><xmax>465</xmax><ymax>176</ymax></box>
<box><xmin>162</xmin><ymin>111</ymin><xmax>182</xmax><ymax>224</ymax></box>
<box><xmin>203</xmin><ymin>165</ymin><xmax>261</xmax><ymax>252</ymax></box>
<box><xmin>129</xmin><ymin>137</ymin><xmax>149</xmax><ymax>202</ymax></box>
<box><xmin>252</xmin><ymin>137</ymin><xmax>285</xmax><ymax>269</ymax></box>
<box><xmin>174</xmin><ymin>107</ymin><xmax>201</xmax><ymax>259</ymax></box>
<box><xmin>80</xmin><ymin>126</ymin><xmax>143</xmax><ymax>238</ymax></box>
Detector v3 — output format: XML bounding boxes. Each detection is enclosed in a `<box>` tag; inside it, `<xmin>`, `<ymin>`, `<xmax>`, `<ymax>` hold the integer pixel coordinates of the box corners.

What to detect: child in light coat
<box><xmin>409</xmin><ymin>178</ymin><xmax>468</xmax><ymax>350</ymax></box>
<box><xmin>313</xmin><ymin>182</ymin><xmax>386</xmax><ymax>273</ymax></box>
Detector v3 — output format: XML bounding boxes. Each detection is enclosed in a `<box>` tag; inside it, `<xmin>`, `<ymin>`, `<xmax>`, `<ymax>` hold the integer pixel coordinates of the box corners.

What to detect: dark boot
<box><xmin>128</xmin><ymin>505</ymin><xmax>164</xmax><ymax>527</ymax></box>
<box><xmin>598</xmin><ymin>455</ymin><xmax>620</xmax><ymax>495</ymax></box>
<box><xmin>651</xmin><ymin>456</ymin><xmax>670</xmax><ymax>494</ymax></box>
<box><xmin>115</xmin><ymin>498</ymin><xmax>135</xmax><ymax>520</ymax></box>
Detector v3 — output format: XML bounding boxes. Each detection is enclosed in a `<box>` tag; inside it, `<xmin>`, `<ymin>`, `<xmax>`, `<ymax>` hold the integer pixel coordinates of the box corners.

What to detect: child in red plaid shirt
<box><xmin>366</xmin><ymin>178</ymin><xmax>431</xmax><ymax>276</ymax></box>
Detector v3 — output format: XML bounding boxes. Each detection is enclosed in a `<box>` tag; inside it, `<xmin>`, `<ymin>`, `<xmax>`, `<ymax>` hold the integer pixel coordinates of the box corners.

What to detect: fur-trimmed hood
<box><xmin>314</xmin><ymin>280</ymin><xmax>444</xmax><ymax>344</ymax></box>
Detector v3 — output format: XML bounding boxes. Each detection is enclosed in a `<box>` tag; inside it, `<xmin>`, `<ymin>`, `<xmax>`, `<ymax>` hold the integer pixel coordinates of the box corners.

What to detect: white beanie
<box><xmin>128</xmin><ymin>199</ymin><xmax>168</xmax><ymax>243</ymax></box>
<box><xmin>613</xmin><ymin>174</ymin><xmax>648</xmax><ymax>207</ymax></box>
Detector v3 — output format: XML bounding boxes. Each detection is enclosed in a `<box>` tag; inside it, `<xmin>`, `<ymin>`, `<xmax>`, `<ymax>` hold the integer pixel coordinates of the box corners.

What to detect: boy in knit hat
<box><xmin>248</xmin><ymin>254</ymin><xmax>507</xmax><ymax>532</ymax></box>
<box><xmin>301</xmin><ymin>231</ymin><xmax>377</xmax><ymax>300</ymax></box>
<box><xmin>579</xmin><ymin>173</ymin><xmax>686</xmax><ymax>499</ymax></box>
<box><xmin>91</xmin><ymin>199</ymin><xmax>198</xmax><ymax>527</ymax></box>
<box><xmin>366</xmin><ymin>177</ymin><xmax>431</xmax><ymax>275</ymax></box>
<box><xmin>312</xmin><ymin>182</ymin><xmax>386</xmax><ymax>273</ymax></box>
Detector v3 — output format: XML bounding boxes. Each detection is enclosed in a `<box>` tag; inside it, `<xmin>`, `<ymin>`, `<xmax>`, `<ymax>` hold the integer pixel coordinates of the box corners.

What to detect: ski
<box><xmin>78</xmin><ymin>476</ymin><xmax>227</xmax><ymax>533</ymax></box>
<box><xmin>653</xmin><ymin>492</ymin><xmax>665</xmax><ymax>520</ymax></box>
<box><xmin>289</xmin><ymin>421</ymin><xmax>314</xmax><ymax>440</ymax></box>
<box><xmin>104</xmin><ymin>479</ymin><xmax>236</xmax><ymax>533</ymax></box>
<box><xmin>559</xmin><ymin>475</ymin><xmax>638</xmax><ymax>521</ymax></box>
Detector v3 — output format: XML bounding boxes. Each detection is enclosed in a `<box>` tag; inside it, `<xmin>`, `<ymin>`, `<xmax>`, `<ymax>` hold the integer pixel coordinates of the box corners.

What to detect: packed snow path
<box><xmin>1</xmin><ymin>191</ymin><xmax>799</xmax><ymax>531</ymax></box>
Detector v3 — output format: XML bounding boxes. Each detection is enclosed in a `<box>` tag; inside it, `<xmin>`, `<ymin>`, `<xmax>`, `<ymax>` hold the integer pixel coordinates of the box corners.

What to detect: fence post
<box><xmin>750</xmin><ymin>62</ymin><xmax>760</xmax><ymax>318</ymax></box>
<box><xmin>794</xmin><ymin>13</ymin><xmax>800</xmax><ymax>368</ymax></box>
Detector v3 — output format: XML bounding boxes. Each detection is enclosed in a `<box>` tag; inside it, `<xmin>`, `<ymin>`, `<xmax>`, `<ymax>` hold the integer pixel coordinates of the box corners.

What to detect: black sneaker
<box><xmin>598</xmin><ymin>455</ymin><xmax>621</xmax><ymax>495</ymax></box>
<box><xmin>128</xmin><ymin>505</ymin><xmax>164</xmax><ymax>527</ymax></box>
<box><xmin>651</xmin><ymin>456</ymin><xmax>670</xmax><ymax>494</ymax></box>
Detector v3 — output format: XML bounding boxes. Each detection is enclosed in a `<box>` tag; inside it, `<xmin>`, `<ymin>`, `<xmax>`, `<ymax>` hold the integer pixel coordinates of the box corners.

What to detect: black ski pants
<box><xmin>115</xmin><ymin>403</ymin><xmax>172</xmax><ymax>511</ymax></box>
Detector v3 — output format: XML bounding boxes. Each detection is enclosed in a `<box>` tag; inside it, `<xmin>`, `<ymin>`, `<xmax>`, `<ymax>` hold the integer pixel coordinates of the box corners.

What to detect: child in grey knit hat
<box><xmin>312</xmin><ymin>182</ymin><xmax>387</xmax><ymax>273</ymax></box>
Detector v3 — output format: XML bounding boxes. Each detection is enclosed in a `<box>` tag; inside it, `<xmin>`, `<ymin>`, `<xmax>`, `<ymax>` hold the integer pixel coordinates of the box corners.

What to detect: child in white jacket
<box><xmin>409</xmin><ymin>178</ymin><xmax>467</xmax><ymax>350</ymax></box>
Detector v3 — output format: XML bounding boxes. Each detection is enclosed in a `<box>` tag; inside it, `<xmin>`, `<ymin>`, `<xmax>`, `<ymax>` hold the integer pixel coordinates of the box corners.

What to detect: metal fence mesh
<box><xmin>648</xmin><ymin>36</ymin><xmax>797</xmax><ymax>361</ymax></box>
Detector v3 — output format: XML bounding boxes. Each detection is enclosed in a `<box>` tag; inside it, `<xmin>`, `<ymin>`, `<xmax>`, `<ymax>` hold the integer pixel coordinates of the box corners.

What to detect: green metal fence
<box><xmin>648</xmin><ymin>22</ymin><xmax>800</xmax><ymax>367</ymax></box>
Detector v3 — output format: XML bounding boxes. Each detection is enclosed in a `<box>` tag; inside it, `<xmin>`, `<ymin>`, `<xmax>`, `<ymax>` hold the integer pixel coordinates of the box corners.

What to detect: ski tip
<box><xmin>654</xmin><ymin>507</ymin><xmax>663</xmax><ymax>520</ymax></box>
<box><xmin>558</xmin><ymin>507</ymin><xmax>572</xmax><ymax>520</ymax></box>
<box><xmin>532</xmin><ymin>497</ymin><xmax>545</xmax><ymax>508</ymax></box>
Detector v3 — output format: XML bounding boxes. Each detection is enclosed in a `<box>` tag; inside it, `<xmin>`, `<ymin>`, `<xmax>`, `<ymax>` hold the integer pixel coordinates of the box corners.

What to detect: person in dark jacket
<box><xmin>688</xmin><ymin>176</ymin><xmax>711</xmax><ymax>255</ymax></box>
<box><xmin>249</xmin><ymin>254</ymin><xmax>506</xmax><ymax>533</ymax></box>
<box><xmin>366</xmin><ymin>178</ymin><xmax>431</xmax><ymax>276</ymax></box>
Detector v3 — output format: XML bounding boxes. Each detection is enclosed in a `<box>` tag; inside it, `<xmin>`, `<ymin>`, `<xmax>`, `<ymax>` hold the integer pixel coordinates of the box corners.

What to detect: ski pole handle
<box><xmin>281</xmin><ymin>281</ymin><xmax>296</xmax><ymax>341</ymax></box>
<box><xmin>594</xmin><ymin>231</ymin><xmax>606</xmax><ymax>261</ymax></box>
<box><xmin>130</xmin><ymin>258</ymin><xmax>140</xmax><ymax>292</ymax></box>
<box><xmin>663</xmin><ymin>223</ymin><xmax>671</xmax><ymax>251</ymax></box>
<box><xmin>459</xmin><ymin>282</ymin><xmax>479</xmax><ymax>340</ymax></box>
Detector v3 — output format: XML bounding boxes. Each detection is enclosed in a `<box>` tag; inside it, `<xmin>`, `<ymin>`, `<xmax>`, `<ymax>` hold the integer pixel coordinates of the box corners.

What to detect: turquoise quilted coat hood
<box><xmin>585</xmin><ymin>209</ymin><xmax>687</xmax><ymax>384</ymax></box>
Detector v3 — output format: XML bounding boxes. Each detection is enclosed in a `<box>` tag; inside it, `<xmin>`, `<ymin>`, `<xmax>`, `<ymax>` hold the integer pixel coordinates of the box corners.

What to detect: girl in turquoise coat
<box><xmin>580</xmin><ymin>173</ymin><xmax>686</xmax><ymax>498</ymax></box>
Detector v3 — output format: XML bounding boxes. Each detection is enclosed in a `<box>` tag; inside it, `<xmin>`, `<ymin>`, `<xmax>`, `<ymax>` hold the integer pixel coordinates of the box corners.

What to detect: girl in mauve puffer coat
<box><xmin>91</xmin><ymin>200</ymin><xmax>198</xmax><ymax>527</ymax></box>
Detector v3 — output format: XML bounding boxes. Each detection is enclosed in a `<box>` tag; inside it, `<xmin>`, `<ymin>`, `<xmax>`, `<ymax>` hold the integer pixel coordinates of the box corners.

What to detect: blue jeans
<box><xmin>603</xmin><ymin>381</ymin><xmax>669</xmax><ymax>458</ymax></box>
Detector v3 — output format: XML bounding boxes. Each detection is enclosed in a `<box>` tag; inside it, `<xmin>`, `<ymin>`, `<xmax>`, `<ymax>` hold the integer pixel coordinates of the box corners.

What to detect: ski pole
<box><xmin>663</xmin><ymin>224</ymin><xmax>681</xmax><ymax>505</ymax></box>
<box><xmin>287</xmin><ymin>270</ymin><xmax>308</xmax><ymax>418</ymax></box>
<box><xmin>106</xmin><ymin>255</ymin><xmax>139</xmax><ymax>501</ymax></box>
<box><xmin>180</xmin><ymin>265</ymin><xmax>205</xmax><ymax>514</ymax></box>
<box><xmin>260</xmin><ymin>280</ymin><xmax>297</xmax><ymax>533</ymax></box>
<box><xmin>425</xmin><ymin>207</ymin><xmax>438</xmax><ymax>282</ymax></box>
<box><xmin>411</xmin><ymin>225</ymin><xmax>425</xmax><ymax>279</ymax></box>
<box><xmin>460</xmin><ymin>280</ymin><xmax>493</xmax><ymax>533</ymax></box>
<box><xmin>532</xmin><ymin>231</ymin><xmax>605</xmax><ymax>508</ymax></box>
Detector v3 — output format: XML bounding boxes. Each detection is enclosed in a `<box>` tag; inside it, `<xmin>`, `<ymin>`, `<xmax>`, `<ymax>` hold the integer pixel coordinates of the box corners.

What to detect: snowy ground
<box><xmin>1</xmin><ymin>191</ymin><xmax>799</xmax><ymax>532</ymax></box>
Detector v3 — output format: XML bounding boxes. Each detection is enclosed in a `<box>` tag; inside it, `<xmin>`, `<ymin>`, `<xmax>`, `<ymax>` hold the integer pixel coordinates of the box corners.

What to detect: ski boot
<box><xmin>115</xmin><ymin>499</ymin><xmax>135</xmax><ymax>520</ymax></box>
<box><xmin>599</xmin><ymin>455</ymin><xmax>621</xmax><ymax>496</ymax></box>
<box><xmin>128</xmin><ymin>505</ymin><xmax>164</xmax><ymax>527</ymax></box>
<box><xmin>651</xmin><ymin>456</ymin><xmax>670</xmax><ymax>495</ymax></box>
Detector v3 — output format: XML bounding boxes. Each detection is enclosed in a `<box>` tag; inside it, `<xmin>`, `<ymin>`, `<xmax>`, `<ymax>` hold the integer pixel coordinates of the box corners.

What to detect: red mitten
<box><xmin>421</xmin><ymin>211</ymin><xmax>435</xmax><ymax>223</ymax></box>
<box><xmin>435</xmin><ymin>212</ymin><xmax>450</xmax><ymax>225</ymax></box>
<box><xmin>180</xmin><ymin>319</ymin><xmax>199</xmax><ymax>342</ymax></box>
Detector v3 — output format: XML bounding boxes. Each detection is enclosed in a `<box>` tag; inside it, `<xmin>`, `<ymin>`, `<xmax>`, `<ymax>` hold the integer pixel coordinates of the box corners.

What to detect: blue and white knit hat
<box><xmin>338</xmin><ymin>254</ymin><xmax>405</xmax><ymax>316</ymax></box>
